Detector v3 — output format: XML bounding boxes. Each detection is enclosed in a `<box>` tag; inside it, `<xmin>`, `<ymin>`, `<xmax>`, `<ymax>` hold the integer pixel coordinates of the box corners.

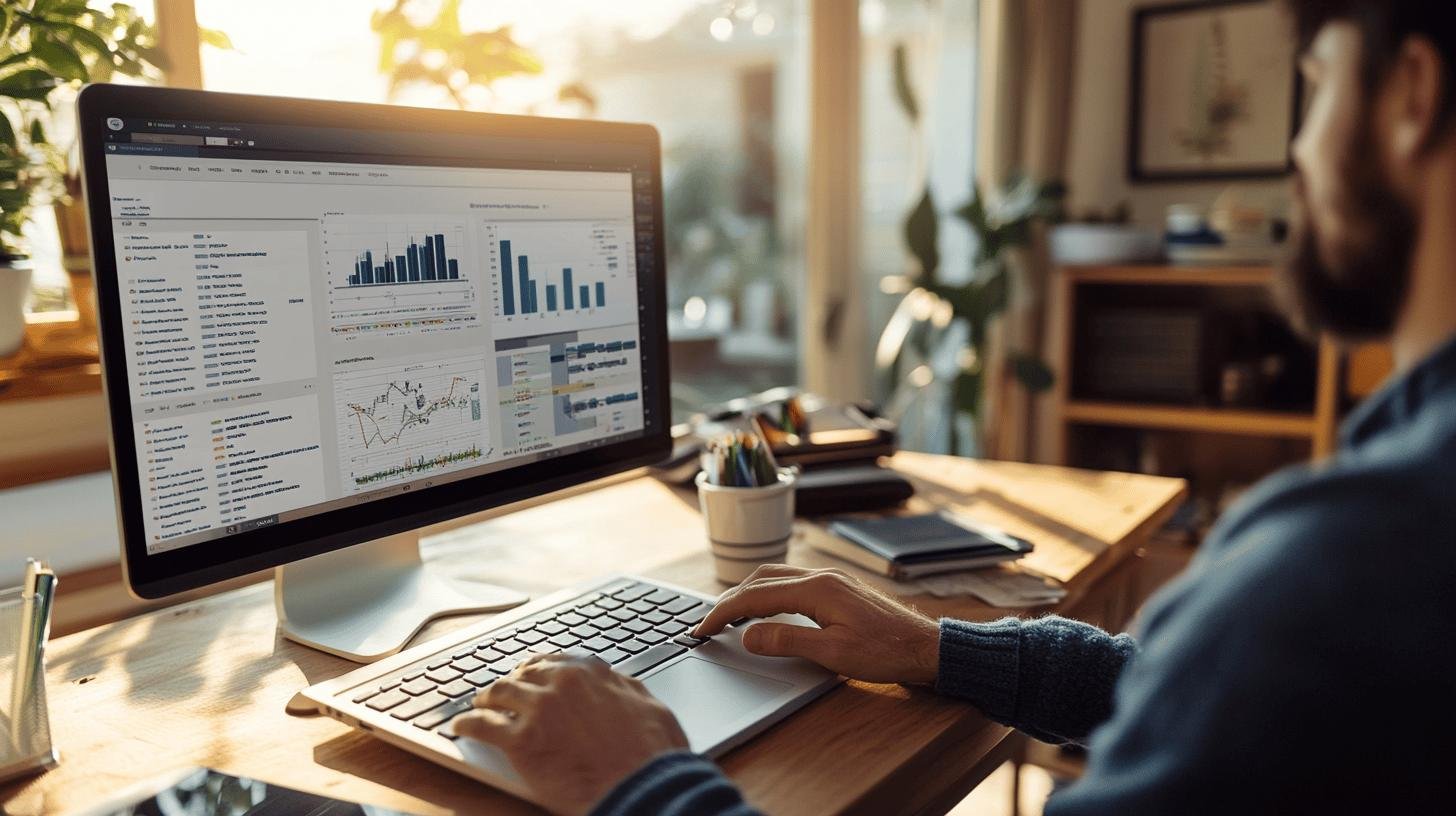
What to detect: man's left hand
<box><xmin>453</xmin><ymin>652</ymin><xmax>690</xmax><ymax>816</ymax></box>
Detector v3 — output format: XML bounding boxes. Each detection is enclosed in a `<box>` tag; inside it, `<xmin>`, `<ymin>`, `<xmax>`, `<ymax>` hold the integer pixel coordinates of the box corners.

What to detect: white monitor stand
<box><xmin>274</xmin><ymin>531</ymin><xmax>529</xmax><ymax>662</ymax></box>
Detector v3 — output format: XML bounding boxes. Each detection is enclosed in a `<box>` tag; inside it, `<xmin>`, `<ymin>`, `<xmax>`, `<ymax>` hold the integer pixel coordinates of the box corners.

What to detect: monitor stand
<box><xmin>274</xmin><ymin>531</ymin><xmax>529</xmax><ymax>662</ymax></box>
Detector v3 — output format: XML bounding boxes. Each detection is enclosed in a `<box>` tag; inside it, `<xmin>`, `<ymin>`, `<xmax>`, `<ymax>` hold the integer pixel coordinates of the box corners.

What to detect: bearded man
<box><xmin>453</xmin><ymin>3</ymin><xmax>1456</xmax><ymax>813</ymax></box>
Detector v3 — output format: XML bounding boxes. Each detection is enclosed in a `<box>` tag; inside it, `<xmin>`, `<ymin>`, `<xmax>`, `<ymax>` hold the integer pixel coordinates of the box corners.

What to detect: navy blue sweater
<box><xmin>592</xmin><ymin>336</ymin><xmax>1456</xmax><ymax>815</ymax></box>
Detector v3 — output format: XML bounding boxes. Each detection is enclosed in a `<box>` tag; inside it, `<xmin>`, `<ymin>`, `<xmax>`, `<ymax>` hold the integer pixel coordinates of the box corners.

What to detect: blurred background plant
<box><xmin>371</xmin><ymin>0</ymin><xmax>545</xmax><ymax>111</ymax></box>
<box><xmin>876</xmin><ymin>42</ymin><xmax>1064</xmax><ymax>456</ymax></box>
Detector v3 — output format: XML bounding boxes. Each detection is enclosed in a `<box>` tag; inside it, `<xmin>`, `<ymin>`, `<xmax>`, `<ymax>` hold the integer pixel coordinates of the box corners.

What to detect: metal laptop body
<box><xmin>301</xmin><ymin>575</ymin><xmax>839</xmax><ymax>804</ymax></box>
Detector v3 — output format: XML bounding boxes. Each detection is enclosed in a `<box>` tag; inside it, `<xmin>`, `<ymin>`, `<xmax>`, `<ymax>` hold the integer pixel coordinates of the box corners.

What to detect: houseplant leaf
<box><xmin>904</xmin><ymin>186</ymin><xmax>939</xmax><ymax>282</ymax></box>
<box><xmin>892</xmin><ymin>43</ymin><xmax>918</xmax><ymax>123</ymax></box>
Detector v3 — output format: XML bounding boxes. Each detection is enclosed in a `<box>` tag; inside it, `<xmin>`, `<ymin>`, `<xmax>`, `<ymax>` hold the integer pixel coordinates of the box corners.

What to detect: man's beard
<box><xmin>1277</xmin><ymin>125</ymin><xmax>1416</xmax><ymax>342</ymax></box>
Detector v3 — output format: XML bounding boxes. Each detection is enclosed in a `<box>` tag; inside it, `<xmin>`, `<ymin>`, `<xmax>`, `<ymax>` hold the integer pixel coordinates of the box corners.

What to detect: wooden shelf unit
<box><xmin>1050</xmin><ymin>264</ymin><xmax>1343</xmax><ymax>465</ymax></box>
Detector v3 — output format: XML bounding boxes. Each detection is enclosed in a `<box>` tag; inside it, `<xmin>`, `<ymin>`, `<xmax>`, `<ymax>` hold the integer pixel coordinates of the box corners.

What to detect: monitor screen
<box><xmin>85</xmin><ymin>92</ymin><xmax>665</xmax><ymax>570</ymax></box>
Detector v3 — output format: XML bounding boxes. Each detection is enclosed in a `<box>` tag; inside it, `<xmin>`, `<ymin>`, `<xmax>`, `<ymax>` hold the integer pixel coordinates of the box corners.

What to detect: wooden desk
<box><xmin>1</xmin><ymin>453</ymin><xmax>1184</xmax><ymax>815</ymax></box>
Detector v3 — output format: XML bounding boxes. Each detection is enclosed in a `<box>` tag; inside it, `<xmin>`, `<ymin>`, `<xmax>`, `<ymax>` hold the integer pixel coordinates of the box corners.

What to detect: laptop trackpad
<box><xmin>643</xmin><ymin>656</ymin><xmax>792</xmax><ymax>751</ymax></box>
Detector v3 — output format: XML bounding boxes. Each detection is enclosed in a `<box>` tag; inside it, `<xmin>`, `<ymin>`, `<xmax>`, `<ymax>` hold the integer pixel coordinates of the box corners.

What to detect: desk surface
<box><xmin>2</xmin><ymin>453</ymin><xmax>1184</xmax><ymax>816</ymax></box>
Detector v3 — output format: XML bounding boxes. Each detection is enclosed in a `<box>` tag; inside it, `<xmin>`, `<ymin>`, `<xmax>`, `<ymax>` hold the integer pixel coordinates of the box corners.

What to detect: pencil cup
<box><xmin>696</xmin><ymin>469</ymin><xmax>797</xmax><ymax>584</ymax></box>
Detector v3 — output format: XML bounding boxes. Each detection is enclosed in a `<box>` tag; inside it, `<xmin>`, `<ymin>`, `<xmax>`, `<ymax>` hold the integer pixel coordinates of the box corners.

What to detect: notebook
<box><xmin>820</xmin><ymin>512</ymin><xmax>1033</xmax><ymax>579</ymax></box>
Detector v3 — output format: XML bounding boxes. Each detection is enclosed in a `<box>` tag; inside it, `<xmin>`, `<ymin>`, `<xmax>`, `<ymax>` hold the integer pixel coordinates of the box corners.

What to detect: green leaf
<box><xmin>892</xmin><ymin>42</ymin><xmax>918</xmax><ymax>123</ymax></box>
<box><xmin>28</xmin><ymin>119</ymin><xmax>45</xmax><ymax>144</ymax></box>
<box><xmin>1010</xmin><ymin>353</ymin><xmax>1055</xmax><ymax>392</ymax></box>
<box><xmin>32</xmin><ymin>36</ymin><xmax>88</xmax><ymax>81</ymax></box>
<box><xmin>0</xmin><ymin>111</ymin><xmax>15</xmax><ymax>149</ymax></box>
<box><xmin>55</xmin><ymin>22</ymin><xmax>112</xmax><ymax>59</ymax></box>
<box><xmin>904</xmin><ymin>186</ymin><xmax>939</xmax><ymax>283</ymax></box>
<box><xmin>953</xmin><ymin>368</ymin><xmax>983</xmax><ymax>419</ymax></box>
<box><xmin>198</xmin><ymin>28</ymin><xmax>234</xmax><ymax>50</ymax></box>
<box><xmin>0</xmin><ymin>69</ymin><xmax>62</xmax><ymax>101</ymax></box>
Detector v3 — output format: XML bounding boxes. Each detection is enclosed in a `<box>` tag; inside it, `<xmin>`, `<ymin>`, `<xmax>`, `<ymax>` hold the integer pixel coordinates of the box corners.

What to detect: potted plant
<box><xmin>1</xmin><ymin>1</ymin><xmax>220</xmax><ymax>352</ymax></box>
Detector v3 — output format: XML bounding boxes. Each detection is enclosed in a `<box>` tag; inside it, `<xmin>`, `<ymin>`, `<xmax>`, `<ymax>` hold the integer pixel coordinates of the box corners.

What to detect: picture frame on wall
<box><xmin>1129</xmin><ymin>0</ymin><xmax>1301</xmax><ymax>182</ymax></box>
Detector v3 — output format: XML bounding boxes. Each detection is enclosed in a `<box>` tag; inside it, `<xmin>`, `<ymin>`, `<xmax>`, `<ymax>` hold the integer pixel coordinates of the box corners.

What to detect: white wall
<box><xmin>1065</xmin><ymin>0</ymin><xmax>1289</xmax><ymax>228</ymax></box>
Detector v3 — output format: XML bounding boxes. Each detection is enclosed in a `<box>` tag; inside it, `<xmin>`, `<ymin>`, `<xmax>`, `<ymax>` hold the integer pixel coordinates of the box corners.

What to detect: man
<box><xmin>453</xmin><ymin>3</ymin><xmax>1456</xmax><ymax>813</ymax></box>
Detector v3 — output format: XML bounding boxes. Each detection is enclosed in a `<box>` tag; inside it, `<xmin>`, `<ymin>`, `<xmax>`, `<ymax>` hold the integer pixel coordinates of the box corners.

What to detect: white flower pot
<box><xmin>0</xmin><ymin>259</ymin><xmax>33</xmax><ymax>358</ymax></box>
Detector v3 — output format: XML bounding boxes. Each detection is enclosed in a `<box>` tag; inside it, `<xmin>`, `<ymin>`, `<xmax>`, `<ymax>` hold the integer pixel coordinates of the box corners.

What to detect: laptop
<box><xmin>300</xmin><ymin>575</ymin><xmax>838</xmax><ymax>803</ymax></box>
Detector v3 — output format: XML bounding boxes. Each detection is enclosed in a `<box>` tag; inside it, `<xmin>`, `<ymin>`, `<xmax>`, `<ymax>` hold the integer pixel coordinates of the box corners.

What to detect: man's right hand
<box><xmin>693</xmin><ymin>565</ymin><xmax>941</xmax><ymax>685</ymax></box>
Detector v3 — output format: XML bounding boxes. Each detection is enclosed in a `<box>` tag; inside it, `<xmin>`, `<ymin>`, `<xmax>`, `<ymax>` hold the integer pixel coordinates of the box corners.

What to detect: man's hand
<box><xmin>694</xmin><ymin>565</ymin><xmax>941</xmax><ymax>685</ymax></box>
<box><xmin>453</xmin><ymin>653</ymin><xmax>689</xmax><ymax>816</ymax></box>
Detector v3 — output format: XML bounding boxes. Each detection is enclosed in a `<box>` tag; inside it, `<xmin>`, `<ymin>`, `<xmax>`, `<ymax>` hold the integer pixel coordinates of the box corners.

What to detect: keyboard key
<box><xmin>601</xmin><ymin>627</ymin><xmax>634</xmax><ymax>643</ymax></box>
<box><xmin>616</xmin><ymin>638</ymin><xmax>648</xmax><ymax>654</ymax></box>
<box><xmin>425</xmin><ymin>667</ymin><xmax>462</xmax><ymax>684</ymax></box>
<box><xmin>623</xmin><ymin>619</ymin><xmax>654</xmax><ymax>634</ymax></box>
<box><xmin>580</xmin><ymin>636</ymin><xmax>615</xmax><ymax>652</ymax></box>
<box><xmin>452</xmin><ymin>647</ymin><xmax>476</xmax><ymax>660</ymax></box>
<box><xmin>644</xmin><ymin>589</ymin><xmax>680</xmax><ymax>605</ymax></box>
<box><xmin>637</xmin><ymin>629</ymin><xmax>669</xmax><ymax>645</ymax></box>
<box><xmin>464</xmin><ymin>668</ymin><xmax>497</xmax><ymax>687</ymax></box>
<box><xmin>379</xmin><ymin>676</ymin><xmax>404</xmax><ymax>691</ymax></box>
<box><xmin>493</xmin><ymin>638</ymin><xmax>526</xmax><ymax>654</ymax></box>
<box><xmin>613</xmin><ymin>643</ymin><xmax>688</xmax><ymax>677</ymax></box>
<box><xmin>415</xmin><ymin>695</ymin><xmax>476</xmax><ymax>730</ymax></box>
<box><xmin>578</xmin><ymin>604</ymin><xmax>608</xmax><ymax>619</ymax></box>
<box><xmin>452</xmin><ymin>655</ymin><xmax>485</xmax><ymax>673</ymax></box>
<box><xmin>365</xmin><ymin>689</ymin><xmax>411</xmax><ymax>712</ymax></box>
<box><xmin>570</xmin><ymin>624</ymin><xmax>602</xmax><ymax>640</ymax></box>
<box><xmin>426</xmin><ymin>657</ymin><xmax>453</xmax><ymax>670</ymax></box>
<box><xmin>416</xmin><ymin>695</ymin><xmax>477</xmax><ymax>730</ymax></box>
<box><xmin>642</xmin><ymin>610</ymin><xmax>671</xmax><ymax>626</ymax></box>
<box><xmin>489</xmin><ymin>656</ymin><xmax>522</xmax><ymax>674</ymax></box>
<box><xmin>612</xmin><ymin>583</ymin><xmax>654</xmax><ymax>602</ymax></box>
<box><xmin>401</xmin><ymin>678</ymin><xmax>436</xmax><ymax>696</ymax></box>
<box><xmin>660</xmin><ymin>597</ymin><xmax>699</xmax><ymax>616</ymax></box>
<box><xmin>548</xmin><ymin>632</ymin><xmax>580</xmax><ymax>648</ymax></box>
<box><xmin>677</xmin><ymin>603</ymin><xmax>712</xmax><ymax>626</ymax></box>
<box><xmin>654</xmin><ymin>621</ymin><xmax>685</xmax><ymax>636</ymax></box>
<box><xmin>438</xmin><ymin>678</ymin><xmax>476</xmax><ymax>699</ymax></box>
<box><xmin>515</xmin><ymin>630</ymin><xmax>547</xmax><ymax>646</ymax></box>
<box><xmin>351</xmin><ymin>686</ymin><xmax>384</xmax><ymax>704</ymax></box>
<box><xmin>607</xmin><ymin>608</ymin><xmax>636</xmax><ymax>623</ymax></box>
<box><xmin>557</xmin><ymin>612</ymin><xmax>587</xmax><ymax>627</ymax></box>
<box><xmin>475</xmin><ymin>647</ymin><xmax>505</xmax><ymax>663</ymax></box>
<box><xmin>596</xmin><ymin>597</ymin><xmax>625</xmax><ymax>611</ymax></box>
<box><xmin>391</xmin><ymin>691</ymin><xmax>448</xmax><ymax>721</ymax></box>
<box><xmin>673</xmin><ymin>633</ymin><xmax>710</xmax><ymax>648</ymax></box>
<box><xmin>402</xmin><ymin>669</ymin><xmax>426</xmax><ymax>681</ymax></box>
<box><xmin>627</xmin><ymin>600</ymin><xmax>655</xmax><ymax>615</ymax></box>
<box><xmin>527</xmin><ymin>641</ymin><xmax>559</xmax><ymax>655</ymax></box>
<box><xmin>597</xmin><ymin>647</ymin><xmax>630</xmax><ymax>664</ymax></box>
<box><xmin>538</xmin><ymin>620</ymin><xmax>568</xmax><ymax>636</ymax></box>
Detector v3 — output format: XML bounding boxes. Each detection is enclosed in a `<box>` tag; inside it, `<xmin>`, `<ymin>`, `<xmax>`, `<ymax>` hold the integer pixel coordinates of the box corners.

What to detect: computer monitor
<box><xmin>76</xmin><ymin>85</ymin><xmax>671</xmax><ymax>660</ymax></box>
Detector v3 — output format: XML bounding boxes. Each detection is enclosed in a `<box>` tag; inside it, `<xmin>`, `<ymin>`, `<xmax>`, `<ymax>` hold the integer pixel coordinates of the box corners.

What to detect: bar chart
<box><xmin>479</xmin><ymin>220</ymin><xmax>635</xmax><ymax>339</ymax></box>
<box><xmin>324</xmin><ymin>216</ymin><xmax>478</xmax><ymax>338</ymax></box>
<box><xmin>345</xmin><ymin>232</ymin><xmax>461</xmax><ymax>287</ymax></box>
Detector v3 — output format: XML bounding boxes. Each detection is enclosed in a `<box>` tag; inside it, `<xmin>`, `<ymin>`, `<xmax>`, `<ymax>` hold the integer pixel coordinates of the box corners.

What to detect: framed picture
<box><xmin>1129</xmin><ymin>0</ymin><xmax>1300</xmax><ymax>181</ymax></box>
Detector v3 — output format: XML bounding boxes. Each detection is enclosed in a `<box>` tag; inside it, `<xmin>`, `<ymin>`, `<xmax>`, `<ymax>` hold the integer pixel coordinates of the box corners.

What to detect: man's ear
<box><xmin>1387</xmin><ymin>35</ymin><xmax>1448</xmax><ymax>161</ymax></box>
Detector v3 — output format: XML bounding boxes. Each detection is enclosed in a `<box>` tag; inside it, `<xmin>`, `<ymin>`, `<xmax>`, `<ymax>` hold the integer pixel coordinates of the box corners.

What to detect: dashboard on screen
<box><xmin>97</xmin><ymin>114</ymin><xmax>661</xmax><ymax>556</ymax></box>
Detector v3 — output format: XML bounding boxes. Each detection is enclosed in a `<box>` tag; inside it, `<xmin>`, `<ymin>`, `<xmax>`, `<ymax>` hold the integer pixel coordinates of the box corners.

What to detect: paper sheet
<box><xmin>915</xmin><ymin>565</ymin><xmax>1067</xmax><ymax>608</ymax></box>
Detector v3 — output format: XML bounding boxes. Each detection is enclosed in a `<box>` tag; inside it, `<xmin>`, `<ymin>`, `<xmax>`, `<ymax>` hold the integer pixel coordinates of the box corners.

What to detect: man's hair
<box><xmin>1286</xmin><ymin>2</ymin><xmax>1456</xmax><ymax>138</ymax></box>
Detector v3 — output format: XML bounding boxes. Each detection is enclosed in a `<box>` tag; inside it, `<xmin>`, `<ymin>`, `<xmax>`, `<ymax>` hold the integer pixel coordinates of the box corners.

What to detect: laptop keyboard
<box><xmin>347</xmin><ymin>579</ymin><xmax>714</xmax><ymax>737</ymax></box>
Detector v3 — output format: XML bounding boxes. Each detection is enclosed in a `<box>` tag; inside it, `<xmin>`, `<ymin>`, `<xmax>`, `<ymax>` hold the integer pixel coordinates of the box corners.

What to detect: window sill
<box><xmin>0</xmin><ymin>316</ymin><xmax>102</xmax><ymax>404</ymax></box>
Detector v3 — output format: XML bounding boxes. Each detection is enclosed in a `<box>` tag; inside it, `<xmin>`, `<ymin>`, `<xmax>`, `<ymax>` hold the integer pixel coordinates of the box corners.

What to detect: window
<box><xmin>195</xmin><ymin>0</ymin><xmax>808</xmax><ymax>421</ymax></box>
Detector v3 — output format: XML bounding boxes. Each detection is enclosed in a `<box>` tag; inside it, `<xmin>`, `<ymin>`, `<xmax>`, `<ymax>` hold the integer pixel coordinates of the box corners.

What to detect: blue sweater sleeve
<box><xmin>589</xmin><ymin>750</ymin><xmax>761</xmax><ymax>816</ymax></box>
<box><xmin>937</xmin><ymin>616</ymin><xmax>1139</xmax><ymax>745</ymax></box>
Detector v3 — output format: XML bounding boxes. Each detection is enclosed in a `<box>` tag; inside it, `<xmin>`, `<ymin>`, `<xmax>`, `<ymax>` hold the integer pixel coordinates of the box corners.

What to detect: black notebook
<box><xmin>821</xmin><ymin>513</ymin><xmax>1033</xmax><ymax>579</ymax></box>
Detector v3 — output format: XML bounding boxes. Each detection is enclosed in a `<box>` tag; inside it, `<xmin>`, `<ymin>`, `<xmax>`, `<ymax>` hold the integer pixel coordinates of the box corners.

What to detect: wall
<box><xmin>1065</xmin><ymin>0</ymin><xmax>1289</xmax><ymax>228</ymax></box>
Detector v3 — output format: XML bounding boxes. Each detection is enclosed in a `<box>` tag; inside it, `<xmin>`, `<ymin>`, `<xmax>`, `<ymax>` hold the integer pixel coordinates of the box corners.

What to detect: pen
<box><xmin>10</xmin><ymin>560</ymin><xmax>56</xmax><ymax>754</ymax></box>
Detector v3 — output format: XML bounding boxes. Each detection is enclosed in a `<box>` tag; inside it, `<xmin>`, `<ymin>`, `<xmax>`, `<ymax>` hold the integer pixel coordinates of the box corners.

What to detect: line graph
<box><xmin>333</xmin><ymin>355</ymin><xmax>489</xmax><ymax>491</ymax></box>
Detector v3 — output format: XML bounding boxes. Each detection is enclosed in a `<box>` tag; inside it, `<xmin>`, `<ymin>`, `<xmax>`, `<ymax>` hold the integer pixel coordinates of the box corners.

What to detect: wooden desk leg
<box><xmin>1009</xmin><ymin>732</ymin><xmax>1029</xmax><ymax>816</ymax></box>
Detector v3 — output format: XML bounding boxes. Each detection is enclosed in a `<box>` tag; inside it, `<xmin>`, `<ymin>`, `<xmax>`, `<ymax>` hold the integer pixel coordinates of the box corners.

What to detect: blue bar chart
<box><xmin>346</xmin><ymin>232</ymin><xmax>461</xmax><ymax>287</ymax></box>
<box><xmin>479</xmin><ymin>220</ymin><xmax>634</xmax><ymax>338</ymax></box>
<box><xmin>324</xmin><ymin>216</ymin><xmax>476</xmax><ymax>338</ymax></box>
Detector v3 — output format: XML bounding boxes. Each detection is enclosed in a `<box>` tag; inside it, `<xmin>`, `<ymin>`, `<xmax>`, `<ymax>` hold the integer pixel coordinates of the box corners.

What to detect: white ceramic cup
<box><xmin>696</xmin><ymin>469</ymin><xmax>796</xmax><ymax>584</ymax></box>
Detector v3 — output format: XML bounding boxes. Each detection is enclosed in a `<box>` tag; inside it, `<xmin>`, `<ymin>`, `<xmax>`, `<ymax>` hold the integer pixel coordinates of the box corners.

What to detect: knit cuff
<box><xmin>935</xmin><ymin>617</ymin><xmax>1022</xmax><ymax>723</ymax></box>
<box><xmin>589</xmin><ymin>750</ymin><xmax>733</xmax><ymax>816</ymax></box>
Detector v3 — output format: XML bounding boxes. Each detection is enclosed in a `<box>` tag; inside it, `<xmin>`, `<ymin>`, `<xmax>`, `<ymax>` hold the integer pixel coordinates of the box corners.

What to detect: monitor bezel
<box><xmin>77</xmin><ymin>84</ymin><xmax>673</xmax><ymax>599</ymax></box>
